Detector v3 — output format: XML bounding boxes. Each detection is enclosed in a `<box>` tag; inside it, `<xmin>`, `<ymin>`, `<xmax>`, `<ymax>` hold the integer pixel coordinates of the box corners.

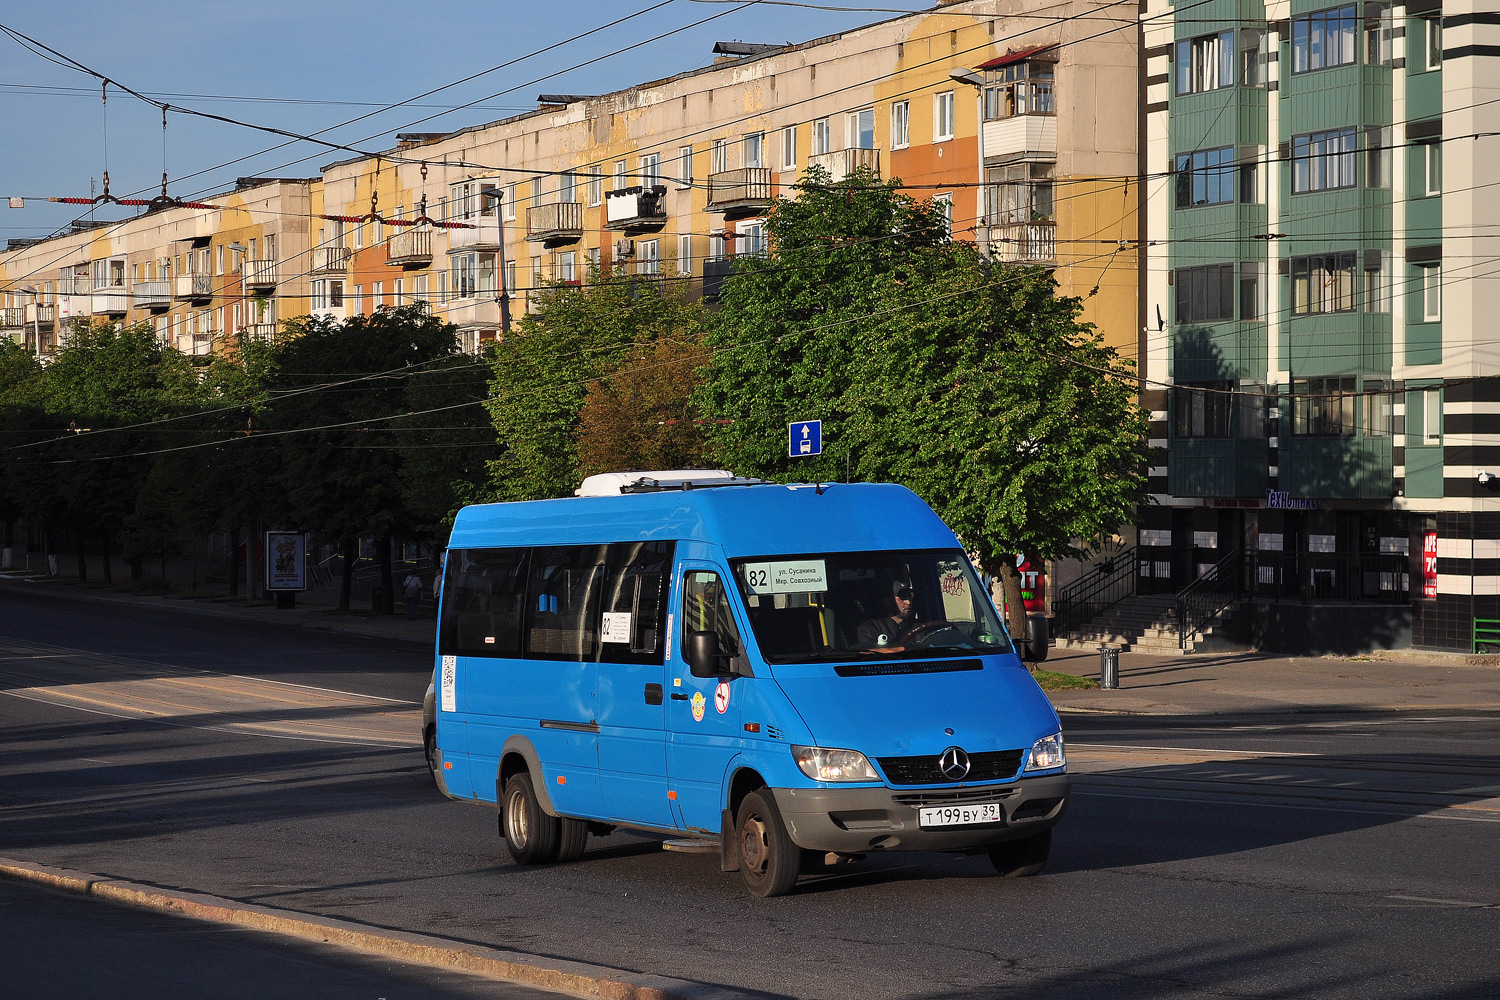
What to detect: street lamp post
<box><xmin>480</xmin><ymin>187</ymin><xmax>512</xmax><ymax>338</ymax></box>
<box><xmin>949</xmin><ymin>68</ymin><xmax>989</xmax><ymax>259</ymax></box>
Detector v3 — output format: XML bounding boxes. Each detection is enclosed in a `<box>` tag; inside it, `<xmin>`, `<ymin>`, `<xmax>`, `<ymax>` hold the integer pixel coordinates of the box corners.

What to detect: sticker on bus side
<box><xmin>741</xmin><ymin>559</ymin><xmax>828</xmax><ymax>595</ymax></box>
<box><xmin>440</xmin><ymin>655</ymin><xmax>457</xmax><ymax>713</ymax></box>
<box><xmin>601</xmin><ymin>612</ymin><xmax>633</xmax><ymax>643</ymax></box>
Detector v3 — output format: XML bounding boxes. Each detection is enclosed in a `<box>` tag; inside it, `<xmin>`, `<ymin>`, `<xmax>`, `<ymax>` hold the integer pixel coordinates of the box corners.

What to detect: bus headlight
<box><xmin>1024</xmin><ymin>732</ymin><xmax>1066</xmax><ymax>772</ymax></box>
<box><xmin>792</xmin><ymin>746</ymin><xmax>879</xmax><ymax>782</ymax></box>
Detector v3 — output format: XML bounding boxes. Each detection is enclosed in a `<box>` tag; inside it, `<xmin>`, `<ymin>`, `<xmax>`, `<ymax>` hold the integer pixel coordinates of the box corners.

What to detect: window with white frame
<box><xmin>1176</xmin><ymin>30</ymin><xmax>1235</xmax><ymax>93</ymax></box>
<box><xmin>678</xmin><ymin>234</ymin><xmax>693</xmax><ymax>274</ymax></box>
<box><xmin>531</xmin><ymin>256</ymin><xmax>543</xmax><ymax>288</ymax></box>
<box><xmin>679</xmin><ymin>146</ymin><xmax>694</xmax><ymax>188</ymax></box>
<box><xmin>354</xmin><ymin>222</ymin><xmax>363</xmax><ymax>249</ymax></box>
<box><xmin>560</xmin><ymin>171</ymin><xmax>576</xmax><ymax>203</ymax></box>
<box><xmin>587</xmin><ymin>171</ymin><xmax>603</xmax><ymax>206</ymax></box>
<box><xmin>891</xmin><ymin>101</ymin><xmax>910</xmax><ymax>149</ymax></box>
<box><xmin>585</xmin><ymin>247</ymin><xmax>600</xmax><ymax>277</ymax></box>
<box><xmin>557</xmin><ymin>251</ymin><xmax>576</xmax><ymax>283</ymax></box>
<box><xmin>638</xmin><ymin>239</ymin><xmax>660</xmax><ymax>275</ymax></box>
<box><xmin>1363</xmin><ymin>251</ymin><xmax>1392</xmax><ymax>314</ymax></box>
<box><xmin>812</xmin><ymin>118</ymin><xmax>831</xmax><ymax>155</ymax></box>
<box><xmin>982</xmin><ymin>60</ymin><xmax>1056</xmax><ymax>118</ymax></box>
<box><xmin>846</xmin><ymin>108</ymin><xmax>875</xmax><ymax>150</ymax></box>
<box><xmin>934</xmin><ymin>91</ymin><xmax>955</xmax><ymax>141</ymax></box>
<box><xmin>1423</xmin><ymin>387</ymin><xmax>1442</xmax><ymax>444</ymax></box>
<box><xmin>709</xmin><ymin>230</ymin><xmax>727</xmax><ymax>261</ymax></box>
<box><xmin>932</xmin><ymin>193</ymin><xmax>953</xmax><ymax>239</ymax></box>
<box><xmin>415</xmin><ymin>274</ymin><xmax>428</xmax><ymax>305</ymax></box>
<box><xmin>641</xmin><ymin>153</ymin><xmax>661</xmax><ymax>187</ymax></box>
<box><xmin>1422</xmin><ymin>265</ymin><xmax>1442</xmax><ymax>322</ymax></box>
<box><xmin>393</xmin><ymin>278</ymin><xmax>404</xmax><ymax>304</ymax></box>
<box><xmin>743</xmin><ymin>133</ymin><xmax>764</xmax><ymax>169</ymax></box>
<box><xmin>780</xmin><ymin>127</ymin><xmax>797</xmax><ymax>169</ymax></box>
<box><xmin>738</xmin><ymin>222</ymin><xmax>765</xmax><ymax>256</ymax></box>
<box><xmin>450</xmin><ymin>252</ymin><xmax>497</xmax><ymax>298</ymax></box>
<box><xmin>1423</xmin><ymin>16</ymin><xmax>1442</xmax><ymax>71</ymax></box>
<box><xmin>614</xmin><ymin>160</ymin><xmax>628</xmax><ymax>190</ymax></box>
<box><xmin>711</xmin><ymin>139</ymin><xmax>728</xmax><ymax>174</ymax></box>
<box><xmin>373</xmin><ymin>281</ymin><xmax>384</xmax><ymax>308</ymax></box>
<box><xmin>1422</xmin><ymin>141</ymin><xmax>1442</xmax><ymax>196</ymax></box>
<box><xmin>504</xmin><ymin>182</ymin><xmax>517</xmax><ymax>220</ymax></box>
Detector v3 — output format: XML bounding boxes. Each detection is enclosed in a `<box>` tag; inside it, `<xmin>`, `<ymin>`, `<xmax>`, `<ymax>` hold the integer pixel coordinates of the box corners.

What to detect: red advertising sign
<box><xmin>1016</xmin><ymin>556</ymin><xmax>1046</xmax><ymax>614</ymax></box>
<box><xmin>1422</xmin><ymin>532</ymin><xmax>1438</xmax><ymax>598</ymax></box>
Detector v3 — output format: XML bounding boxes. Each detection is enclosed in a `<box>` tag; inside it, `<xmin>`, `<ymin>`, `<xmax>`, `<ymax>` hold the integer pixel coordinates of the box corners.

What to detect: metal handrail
<box><xmin>1176</xmin><ymin>549</ymin><xmax>1241</xmax><ymax>650</ymax></box>
<box><xmin>1053</xmin><ymin>548</ymin><xmax>1137</xmax><ymax>637</ymax></box>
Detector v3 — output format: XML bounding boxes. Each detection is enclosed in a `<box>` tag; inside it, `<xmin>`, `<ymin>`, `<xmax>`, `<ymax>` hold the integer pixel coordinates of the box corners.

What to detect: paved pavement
<box><xmin>5</xmin><ymin>571</ymin><xmax>1499</xmax><ymax>717</ymax></box>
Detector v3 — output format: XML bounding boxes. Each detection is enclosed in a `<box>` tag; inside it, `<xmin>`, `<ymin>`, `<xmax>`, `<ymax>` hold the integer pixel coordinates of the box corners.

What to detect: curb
<box><xmin>0</xmin><ymin>858</ymin><xmax>758</xmax><ymax>1000</ymax></box>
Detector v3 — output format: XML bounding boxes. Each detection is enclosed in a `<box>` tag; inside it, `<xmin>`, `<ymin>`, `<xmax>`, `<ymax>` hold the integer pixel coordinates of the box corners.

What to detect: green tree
<box><xmin>698</xmin><ymin>170</ymin><xmax>1152</xmax><ymax>635</ymax></box>
<box><xmin>484</xmin><ymin>268</ymin><xmax>705</xmax><ymax>502</ymax></box>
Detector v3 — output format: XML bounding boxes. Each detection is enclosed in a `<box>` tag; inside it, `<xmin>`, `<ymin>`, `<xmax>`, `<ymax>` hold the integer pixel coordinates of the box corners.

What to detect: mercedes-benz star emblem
<box><xmin>938</xmin><ymin>746</ymin><xmax>971</xmax><ymax>780</ymax></box>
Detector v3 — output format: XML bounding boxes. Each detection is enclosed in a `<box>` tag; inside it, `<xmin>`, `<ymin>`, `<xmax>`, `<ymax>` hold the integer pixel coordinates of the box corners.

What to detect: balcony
<box><xmin>132</xmin><ymin>280</ymin><xmax>172</xmax><ymax>312</ymax></box>
<box><xmin>26</xmin><ymin>303</ymin><xmax>55</xmax><ymax>328</ymax></box>
<box><xmin>311</xmin><ymin>304</ymin><xmax>347</xmax><ymax>322</ymax></box>
<box><xmin>437</xmin><ymin>296</ymin><xmax>505</xmax><ymax>329</ymax></box>
<box><xmin>988</xmin><ymin>221</ymin><xmax>1056</xmax><ymax>263</ymax></box>
<box><xmin>982</xmin><ymin>115</ymin><xmax>1056</xmax><ymax>162</ymax></box>
<box><xmin>0</xmin><ymin>307</ymin><xmax>22</xmax><ymax>332</ymax></box>
<box><xmin>525</xmin><ymin>202</ymin><xmax>583</xmax><ymax>245</ymax></box>
<box><xmin>313</xmin><ymin>246</ymin><xmax>351</xmax><ymax>273</ymax></box>
<box><xmin>242</xmin><ymin>322</ymin><xmax>281</xmax><ymax>343</ymax></box>
<box><xmin>175</xmin><ymin>274</ymin><xmax>215</xmax><ymax>302</ymax></box>
<box><xmin>603</xmin><ymin>185</ymin><xmax>668</xmax><ymax>233</ymax></box>
<box><xmin>805</xmin><ymin>148</ymin><xmax>881</xmax><ymax>184</ymax></box>
<box><xmin>91</xmin><ymin>287</ymin><xmax>129</xmax><ymax>316</ymax></box>
<box><xmin>447</xmin><ymin>217</ymin><xmax>503</xmax><ymax>252</ymax></box>
<box><xmin>243</xmin><ymin>258</ymin><xmax>278</xmax><ymax>290</ymax></box>
<box><xmin>706</xmin><ymin>168</ymin><xmax>774</xmax><ymax>220</ymax></box>
<box><xmin>386</xmin><ymin>228</ymin><xmax>433</xmax><ymax>267</ymax></box>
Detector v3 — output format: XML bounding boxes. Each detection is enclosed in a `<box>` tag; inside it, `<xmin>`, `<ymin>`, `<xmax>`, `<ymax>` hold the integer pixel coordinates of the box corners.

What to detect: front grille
<box><xmin>876</xmin><ymin>749</ymin><xmax>1025</xmax><ymax>786</ymax></box>
<box><xmin>891</xmin><ymin>786</ymin><xmax>1019</xmax><ymax>808</ymax></box>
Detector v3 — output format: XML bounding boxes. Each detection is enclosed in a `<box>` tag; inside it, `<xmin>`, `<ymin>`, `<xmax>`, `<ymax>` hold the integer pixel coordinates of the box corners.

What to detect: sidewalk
<box><xmin>5</xmin><ymin>572</ymin><xmax>1500</xmax><ymax>716</ymax></box>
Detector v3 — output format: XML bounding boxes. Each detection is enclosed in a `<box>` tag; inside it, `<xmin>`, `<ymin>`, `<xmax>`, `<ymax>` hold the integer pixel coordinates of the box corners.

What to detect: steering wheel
<box><xmin>897</xmin><ymin>620</ymin><xmax>965</xmax><ymax>649</ymax></box>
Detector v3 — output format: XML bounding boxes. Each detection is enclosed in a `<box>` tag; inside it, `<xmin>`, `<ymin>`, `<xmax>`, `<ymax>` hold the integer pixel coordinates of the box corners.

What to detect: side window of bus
<box><xmin>526</xmin><ymin>545</ymin><xmax>608</xmax><ymax>660</ymax></box>
<box><xmin>599</xmin><ymin>541</ymin><xmax>674</xmax><ymax>664</ymax></box>
<box><xmin>682</xmin><ymin>571</ymin><xmax>747</xmax><ymax>671</ymax></box>
<box><xmin>441</xmin><ymin>548</ymin><xmax>530</xmax><ymax>657</ymax></box>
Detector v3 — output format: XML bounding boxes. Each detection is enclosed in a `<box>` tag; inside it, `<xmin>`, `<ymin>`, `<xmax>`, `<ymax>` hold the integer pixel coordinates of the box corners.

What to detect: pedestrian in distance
<box><xmin>402</xmin><ymin>571</ymin><xmax>424</xmax><ymax>620</ymax></box>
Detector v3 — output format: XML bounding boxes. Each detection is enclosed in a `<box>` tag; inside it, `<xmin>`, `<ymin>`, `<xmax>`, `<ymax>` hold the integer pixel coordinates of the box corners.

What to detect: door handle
<box><xmin>644</xmin><ymin>683</ymin><xmax>663</xmax><ymax>706</ymax></box>
<box><xmin>670</xmin><ymin>692</ymin><xmax>690</xmax><ymax>700</ymax></box>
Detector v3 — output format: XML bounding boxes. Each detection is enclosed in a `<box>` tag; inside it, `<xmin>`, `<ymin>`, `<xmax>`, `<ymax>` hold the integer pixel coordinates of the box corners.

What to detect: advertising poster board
<box><xmin>266</xmin><ymin>531</ymin><xmax>308</xmax><ymax>592</ymax></box>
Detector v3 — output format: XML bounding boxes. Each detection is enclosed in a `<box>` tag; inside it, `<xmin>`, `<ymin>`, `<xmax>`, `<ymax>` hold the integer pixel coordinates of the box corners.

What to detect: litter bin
<box><xmin>1098</xmin><ymin>645</ymin><xmax>1120</xmax><ymax>689</ymax></box>
<box><xmin>371</xmin><ymin>586</ymin><xmax>383</xmax><ymax>612</ymax></box>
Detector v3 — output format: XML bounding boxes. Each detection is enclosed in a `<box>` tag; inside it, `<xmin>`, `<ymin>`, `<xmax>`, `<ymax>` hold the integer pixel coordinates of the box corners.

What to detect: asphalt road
<box><xmin>2</xmin><ymin>586</ymin><xmax>1498</xmax><ymax>999</ymax></box>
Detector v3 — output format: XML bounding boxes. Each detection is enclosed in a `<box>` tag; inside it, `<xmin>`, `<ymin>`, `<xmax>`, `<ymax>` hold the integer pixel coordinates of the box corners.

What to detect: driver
<box><xmin>855</xmin><ymin>584</ymin><xmax>916</xmax><ymax>648</ymax></box>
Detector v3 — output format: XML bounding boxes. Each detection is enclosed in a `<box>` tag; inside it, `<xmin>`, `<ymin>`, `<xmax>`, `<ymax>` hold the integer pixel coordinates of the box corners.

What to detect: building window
<box><xmin>638</xmin><ymin>239</ymin><xmax>660</xmax><ymax>275</ymax></box>
<box><xmin>934</xmin><ymin>91</ymin><xmax>955</xmax><ymax>141</ymax></box>
<box><xmin>641</xmin><ymin>153</ymin><xmax>661</xmax><ymax>187</ymax></box>
<box><xmin>587</xmin><ymin>171</ymin><xmax>603</xmax><ymax>207</ymax></box>
<box><xmin>1366</xmin><ymin>126</ymin><xmax>1392</xmax><ymax>189</ymax></box>
<box><xmin>1291</xmin><ymin>6</ymin><xmax>1356</xmax><ymax>74</ymax></box>
<box><xmin>1291</xmin><ymin>253</ymin><xmax>1358</xmax><ymax>315</ymax></box>
<box><xmin>559</xmin><ymin>171</ymin><xmax>576</xmax><ymax>203</ymax></box>
<box><xmin>738</xmin><ymin>222</ymin><xmax>765</xmax><ymax>256</ymax></box>
<box><xmin>1364</xmin><ymin>3</ymin><xmax>1392</xmax><ymax>65</ymax></box>
<box><xmin>679</xmin><ymin>146</ymin><xmax>694</xmax><ymax>188</ymax></box>
<box><xmin>983</xmin><ymin>61</ymin><xmax>1055</xmax><ymax>117</ymax></box>
<box><xmin>1423</xmin><ymin>16</ymin><xmax>1442</xmax><ymax>71</ymax></box>
<box><xmin>780</xmin><ymin>128</ymin><xmax>796</xmax><ymax>169</ymax></box>
<box><xmin>1423</xmin><ymin>387</ymin><xmax>1442</xmax><ymax>444</ymax></box>
<box><xmin>613</xmin><ymin>160</ymin><xmax>628</xmax><ymax>190</ymax></box>
<box><xmin>1364</xmin><ymin>251</ymin><xmax>1392</xmax><ymax>314</ymax></box>
<box><xmin>890</xmin><ymin>101</ymin><xmax>909</xmax><ymax>149</ymax></box>
<box><xmin>1173</xmin><ymin>382</ymin><xmax>1234</xmax><ymax>438</ymax></box>
<box><xmin>932</xmin><ymin>193</ymin><xmax>953</xmax><ymax>239</ymax></box>
<box><xmin>986</xmin><ymin>161</ymin><xmax>1054</xmax><ymax>224</ymax></box>
<box><xmin>1422</xmin><ymin>265</ymin><xmax>1442</xmax><ymax>322</ymax></box>
<box><xmin>678</xmin><ymin>234</ymin><xmax>693</xmax><ymax>274</ymax></box>
<box><xmin>1240</xmin><ymin>30</ymin><xmax>1265</xmax><ymax>85</ymax></box>
<box><xmin>1292</xmin><ymin>376</ymin><xmax>1357</xmax><ymax>436</ymax></box>
<box><xmin>450</xmin><ymin>252</ymin><xmax>497</xmax><ymax>298</ymax></box>
<box><xmin>556</xmin><ymin>251</ymin><xmax>576</xmax><ymax>284</ymax></box>
<box><xmin>743</xmin><ymin>132</ymin><xmax>764</xmax><ymax>169</ymax></box>
<box><xmin>811</xmin><ymin>118</ymin><xmax>831</xmax><ymax>156</ymax></box>
<box><xmin>846</xmin><ymin>108</ymin><xmax>875</xmax><ymax>150</ymax></box>
<box><xmin>1422</xmin><ymin>141</ymin><xmax>1442</xmax><ymax>196</ymax></box>
<box><xmin>711</xmin><ymin>139</ymin><xmax>728</xmax><ymax>174</ymax></box>
<box><xmin>1175</xmin><ymin>146</ymin><xmax>1236</xmax><ymax>207</ymax></box>
<box><xmin>1175</xmin><ymin>30</ymin><xmax>1234</xmax><ymax>95</ymax></box>
<box><xmin>504</xmin><ymin>182</ymin><xmax>517</xmax><ymax>220</ymax></box>
<box><xmin>1292</xmin><ymin>128</ymin><xmax>1358</xmax><ymax>193</ymax></box>
<box><xmin>1174</xmin><ymin>263</ymin><xmax>1235</xmax><ymax>323</ymax></box>
<box><xmin>1240</xmin><ymin>262</ymin><xmax>1265</xmax><ymax>320</ymax></box>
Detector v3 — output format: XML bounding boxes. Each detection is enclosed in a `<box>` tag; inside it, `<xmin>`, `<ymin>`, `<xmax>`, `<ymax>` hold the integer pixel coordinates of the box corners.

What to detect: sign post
<box><xmin>788</xmin><ymin>420</ymin><xmax>822</xmax><ymax>457</ymax></box>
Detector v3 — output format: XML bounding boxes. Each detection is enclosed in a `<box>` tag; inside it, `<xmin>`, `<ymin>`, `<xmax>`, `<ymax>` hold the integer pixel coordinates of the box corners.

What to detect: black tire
<box><xmin>735</xmin><ymin>789</ymin><xmax>800</xmax><ymax>897</ymax></box>
<box><xmin>423</xmin><ymin>725</ymin><xmax>439</xmax><ymax>780</ymax></box>
<box><xmin>502</xmin><ymin>772</ymin><xmax>560</xmax><ymax>865</ymax></box>
<box><xmin>988</xmin><ymin>830</ymin><xmax>1051</xmax><ymax>878</ymax></box>
<box><xmin>555</xmin><ymin>817</ymin><xmax>589</xmax><ymax>862</ymax></box>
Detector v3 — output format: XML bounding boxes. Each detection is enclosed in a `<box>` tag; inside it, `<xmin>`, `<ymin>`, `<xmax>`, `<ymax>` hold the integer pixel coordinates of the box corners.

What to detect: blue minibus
<box><xmin>427</xmin><ymin>472</ymin><xmax>1069</xmax><ymax>896</ymax></box>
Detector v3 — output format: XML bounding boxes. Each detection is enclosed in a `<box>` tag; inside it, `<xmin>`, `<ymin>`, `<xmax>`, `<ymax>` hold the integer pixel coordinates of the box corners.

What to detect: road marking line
<box><xmin>1387</xmin><ymin>895</ymin><xmax>1497</xmax><ymax>908</ymax></box>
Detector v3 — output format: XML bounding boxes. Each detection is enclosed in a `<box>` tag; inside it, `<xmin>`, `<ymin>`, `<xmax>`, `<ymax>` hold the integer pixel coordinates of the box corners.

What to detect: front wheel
<box><xmin>736</xmin><ymin>789</ymin><xmax>800</xmax><ymax>897</ymax></box>
<box><xmin>988</xmin><ymin>830</ymin><xmax>1051</xmax><ymax>878</ymax></box>
<box><xmin>502</xmin><ymin>772</ymin><xmax>560</xmax><ymax>865</ymax></box>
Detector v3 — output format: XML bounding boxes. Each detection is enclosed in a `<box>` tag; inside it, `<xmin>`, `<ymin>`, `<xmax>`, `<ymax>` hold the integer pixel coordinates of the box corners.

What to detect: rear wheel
<box><xmin>556</xmin><ymin>817</ymin><xmax>589</xmax><ymax>862</ymax></box>
<box><xmin>502</xmin><ymin>772</ymin><xmax>560</xmax><ymax>865</ymax></box>
<box><xmin>736</xmin><ymin>789</ymin><xmax>800</xmax><ymax>897</ymax></box>
<box><xmin>423</xmin><ymin>725</ymin><xmax>439</xmax><ymax>780</ymax></box>
<box><xmin>988</xmin><ymin>830</ymin><xmax>1051</xmax><ymax>877</ymax></box>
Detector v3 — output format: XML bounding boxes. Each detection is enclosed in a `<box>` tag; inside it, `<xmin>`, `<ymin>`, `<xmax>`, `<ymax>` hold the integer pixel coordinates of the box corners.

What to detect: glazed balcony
<box><xmin>705</xmin><ymin>168</ymin><xmax>774</xmax><ymax>220</ymax></box>
<box><xmin>447</xmin><ymin>217</ymin><xmax>503</xmax><ymax>252</ymax></box>
<box><xmin>603</xmin><ymin>185</ymin><xmax>668</xmax><ymax>233</ymax></box>
<box><xmin>386</xmin><ymin>228</ymin><xmax>433</xmax><ymax>266</ymax></box>
<box><xmin>805</xmin><ymin>148</ymin><xmax>880</xmax><ymax>183</ymax></box>
<box><xmin>525</xmin><ymin>202</ymin><xmax>583</xmax><ymax>244</ymax></box>
<box><xmin>437</xmin><ymin>296</ymin><xmax>505</xmax><ymax>329</ymax></box>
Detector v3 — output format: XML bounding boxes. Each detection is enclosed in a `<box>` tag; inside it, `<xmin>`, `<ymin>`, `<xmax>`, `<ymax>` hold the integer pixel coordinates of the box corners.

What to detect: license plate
<box><xmin>918</xmin><ymin>802</ymin><xmax>1003</xmax><ymax>828</ymax></box>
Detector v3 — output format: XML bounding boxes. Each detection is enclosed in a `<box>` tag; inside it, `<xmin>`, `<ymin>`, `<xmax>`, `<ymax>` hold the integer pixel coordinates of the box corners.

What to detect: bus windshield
<box><xmin>728</xmin><ymin>549</ymin><xmax>1013</xmax><ymax>664</ymax></box>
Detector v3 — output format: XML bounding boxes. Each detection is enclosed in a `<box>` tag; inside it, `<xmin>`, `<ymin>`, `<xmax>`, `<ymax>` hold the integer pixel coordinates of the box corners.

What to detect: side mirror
<box><xmin>687</xmin><ymin>630</ymin><xmax>730</xmax><ymax>678</ymax></box>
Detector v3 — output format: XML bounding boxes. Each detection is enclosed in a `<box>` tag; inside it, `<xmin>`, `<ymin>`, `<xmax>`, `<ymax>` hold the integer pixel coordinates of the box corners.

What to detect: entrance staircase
<box><xmin>1054</xmin><ymin>594</ymin><xmax>1236</xmax><ymax>654</ymax></box>
<box><xmin>1052</xmin><ymin>547</ymin><xmax>1242</xmax><ymax>654</ymax></box>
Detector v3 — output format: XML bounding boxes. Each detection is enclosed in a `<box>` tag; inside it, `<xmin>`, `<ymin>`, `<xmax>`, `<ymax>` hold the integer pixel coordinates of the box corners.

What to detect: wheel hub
<box><xmin>740</xmin><ymin>815</ymin><xmax>769</xmax><ymax>873</ymax></box>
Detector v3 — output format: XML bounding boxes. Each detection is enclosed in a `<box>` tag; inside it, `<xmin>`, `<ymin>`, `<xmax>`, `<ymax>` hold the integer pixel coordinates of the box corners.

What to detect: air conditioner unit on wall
<box><xmin>615</xmin><ymin>239</ymin><xmax>635</xmax><ymax>258</ymax></box>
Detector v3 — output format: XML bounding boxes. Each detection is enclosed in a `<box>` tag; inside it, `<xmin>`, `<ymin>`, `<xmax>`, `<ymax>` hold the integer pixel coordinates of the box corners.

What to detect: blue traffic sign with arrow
<box><xmin>789</xmin><ymin>420</ymin><xmax>822</xmax><ymax>457</ymax></box>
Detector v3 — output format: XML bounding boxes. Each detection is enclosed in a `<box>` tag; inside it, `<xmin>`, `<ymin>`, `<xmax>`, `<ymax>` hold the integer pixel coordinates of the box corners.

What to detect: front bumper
<box><xmin>771</xmin><ymin>773</ymin><xmax>1070</xmax><ymax>853</ymax></box>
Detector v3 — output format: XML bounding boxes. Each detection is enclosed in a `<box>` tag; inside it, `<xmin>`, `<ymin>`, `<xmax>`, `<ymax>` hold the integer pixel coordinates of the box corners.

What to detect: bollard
<box><xmin>1098</xmin><ymin>645</ymin><xmax>1120</xmax><ymax>689</ymax></box>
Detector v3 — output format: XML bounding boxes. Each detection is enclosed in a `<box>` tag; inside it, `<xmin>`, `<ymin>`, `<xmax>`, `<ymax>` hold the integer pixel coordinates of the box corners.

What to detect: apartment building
<box><xmin>1140</xmin><ymin>0</ymin><xmax>1500</xmax><ymax>650</ymax></box>
<box><xmin>310</xmin><ymin>0</ymin><xmax>1139</xmax><ymax>353</ymax></box>
<box><xmin>0</xmin><ymin>178</ymin><xmax>315</xmax><ymax>357</ymax></box>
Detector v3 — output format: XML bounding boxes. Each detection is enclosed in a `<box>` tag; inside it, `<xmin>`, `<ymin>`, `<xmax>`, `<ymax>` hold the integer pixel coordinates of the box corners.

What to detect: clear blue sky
<box><xmin>1</xmin><ymin>1</ymin><xmax>926</xmax><ymax>241</ymax></box>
